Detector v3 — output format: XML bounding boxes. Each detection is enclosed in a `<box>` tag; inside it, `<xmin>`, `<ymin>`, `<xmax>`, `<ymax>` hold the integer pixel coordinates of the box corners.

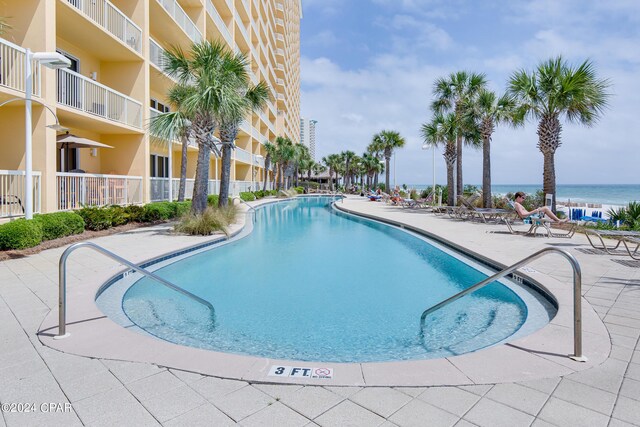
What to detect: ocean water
<box><xmin>409</xmin><ymin>184</ymin><xmax>639</xmax><ymax>207</ymax></box>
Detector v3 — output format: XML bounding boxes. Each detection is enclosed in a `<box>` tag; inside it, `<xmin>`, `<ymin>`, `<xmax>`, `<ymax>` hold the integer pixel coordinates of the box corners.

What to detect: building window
<box><xmin>150</xmin><ymin>154</ymin><xmax>169</xmax><ymax>178</ymax></box>
<box><xmin>150</xmin><ymin>98</ymin><xmax>170</xmax><ymax>113</ymax></box>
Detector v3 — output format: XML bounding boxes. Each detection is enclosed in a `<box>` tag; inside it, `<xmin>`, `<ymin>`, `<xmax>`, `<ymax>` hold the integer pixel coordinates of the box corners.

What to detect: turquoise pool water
<box><xmin>104</xmin><ymin>196</ymin><xmax>555</xmax><ymax>363</ymax></box>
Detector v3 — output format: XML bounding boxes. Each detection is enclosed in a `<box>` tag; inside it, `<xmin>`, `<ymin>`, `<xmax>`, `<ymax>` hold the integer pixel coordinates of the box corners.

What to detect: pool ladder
<box><xmin>420</xmin><ymin>247</ymin><xmax>587</xmax><ymax>362</ymax></box>
<box><xmin>232</xmin><ymin>197</ymin><xmax>256</xmax><ymax>223</ymax></box>
<box><xmin>55</xmin><ymin>242</ymin><xmax>215</xmax><ymax>339</ymax></box>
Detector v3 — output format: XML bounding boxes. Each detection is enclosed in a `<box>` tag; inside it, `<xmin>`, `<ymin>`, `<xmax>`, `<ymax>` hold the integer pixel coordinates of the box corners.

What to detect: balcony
<box><xmin>57</xmin><ymin>68</ymin><xmax>143</xmax><ymax>129</ymax></box>
<box><xmin>276</xmin><ymin>18</ymin><xmax>284</xmax><ymax>27</ymax></box>
<box><xmin>149</xmin><ymin>38</ymin><xmax>177</xmax><ymax>81</ymax></box>
<box><xmin>275</xmin><ymin>77</ymin><xmax>284</xmax><ymax>87</ymax></box>
<box><xmin>276</xmin><ymin>33</ymin><xmax>285</xmax><ymax>45</ymax></box>
<box><xmin>64</xmin><ymin>0</ymin><xmax>142</xmax><ymax>54</ymax></box>
<box><xmin>57</xmin><ymin>172</ymin><xmax>143</xmax><ymax>210</ymax></box>
<box><xmin>253</xmin><ymin>154</ymin><xmax>264</xmax><ymax>168</ymax></box>
<box><xmin>276</xmin><ymin>48</ymin><xmax>285</xmax><ymax>57</ymax></box>
<box><xmin>206</xmin><ymin>0</ymin><xmax>233</xmax><ymax>46</ymax></box>
<box><xmin>156</xmin><ymin>0</ymin><xmax>202</xmax><ymax>43</ymax></box>
<box><xmin>0</xmin><ymin>38</ymin><xmax>41</xmax><ymax>97</ymax></box>
<box><xmin>235</xmin><ymin>147</ymin><xmax>252</xmax><ymax>163</ymax></box>
<box><xmin>0</xmin><ymin>170</ymin><xmax>41</xmax><ymax>218</ymax></box>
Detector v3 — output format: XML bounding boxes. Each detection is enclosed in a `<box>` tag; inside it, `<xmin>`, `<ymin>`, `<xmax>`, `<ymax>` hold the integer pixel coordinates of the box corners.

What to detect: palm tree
<box><xmin>218</xmin><ymin>81</ymin><xmax>269</xmax><ymax>207</ymax></box>
<box><xmin>466</xmin><ymin>90</ymin><xmax>518</xmax><ymax>207</ymax></box>
<box><xmin>292</xmin><ymin>143</ymin><xmax>311</xmax><ymax>187</ymax></box>
<box><xmin>341</xmin><ymin>150</ymin><xmax>356</xmax><ymax>190</ymax></box>
<box><xmin>161</xmin><ymin>41</ymin><xmax>247</xmax><ymax>214</ymax></box>
<box><xmin>263</xmin><ymin>141</ymin><xmax>276</xmax><ymax>192</ymax></box>
<box><xmin>274</xmin><ymin>136</ymin><xmax>294</xmax><ymax>189</ymax></box>
<box><xmin>372</xmin><ymin>130</ymin><xmax>405</xmax><ymax>192</ymax></box>
<box><xmin>421</xmin><ymin>113</ymin><xmax>457</xmax><ymax>205</ymax></box>
<box><xmin>322</xmin><ymin>154</ymin><xmax>342</xmax><ymax>191</ymax></box>
<box><xmin>432</xmin><ymin>71</ymin><xmax>487</xmax><ymax>198</ymax></box>
<box><xmin>149</xmin><ymin>85</ymin><xmax>194</xmax><ymax>202</ymax></box>
<box><xmin>508</xmin><ymin>56</ymin><xmax>610</xmax><ymax>211</ymax></box>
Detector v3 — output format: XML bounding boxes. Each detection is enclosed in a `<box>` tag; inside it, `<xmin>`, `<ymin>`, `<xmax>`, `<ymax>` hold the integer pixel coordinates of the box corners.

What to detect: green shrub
<box><xmin>207</xmin><ymin>195</ymin><xmax>220</xmax><ymax>206</ymax></box>
<box><xmin>106</xmin><ymin>205</ymin><xmax>127</xmax><ymax>226</ymax></box>
<box><xmin>175</xmin><ymin>205</ymin><xmax>237</xmax><ymax>236</ymax></box>
<box><xmin>175</xmin><ymin>201</ymin><xmax>191</xmax><ymax>217</ymax></box>
<box><xmin>34</xmin><ymin>211</ymin><xmax>85</xmax><ymax>240</ymax></box>
<box><xmin>294</xmin><ymin>186</ymin><xmax>304</xmax><ymax>194</ymax></box>
<box><xmin>142</xmin><ymin>202</ymin><xmax>174</xmax><ymax>222</ymax></box>
<box><xmin>124</xmin><ymin>205</ymin><xmax>145</xmax><ymax>222</ymax></box>
<box><xmin>268</xmin><ymin>189</ymin><xmax>278</xmax><ymax>196</ymax></box>
<box><xmin>253</xmin><ymin>190</ymin><xmax>265</xmax><ymax>199</ymax></box>
<box><xmin>78</xmin><ymin>207</ymin><xmax>113</xmax><ymax>231</ymax></box>
<box><xmin>0</xmin><ymin>219</ymin><xmax>43</xmax><ymax>250</ymax></box>
<box><xmin>239</xmin><ymin>192</ymin><xmax>256</xmax><ymax>202</ymax></box>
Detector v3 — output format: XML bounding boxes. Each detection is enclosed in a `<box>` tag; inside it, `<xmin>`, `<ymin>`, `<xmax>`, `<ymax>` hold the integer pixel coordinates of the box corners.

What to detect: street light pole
<box><xmin>20</xmin><ymin>50</ymin><xmax>70</xmax><ymax>219</ymax></box>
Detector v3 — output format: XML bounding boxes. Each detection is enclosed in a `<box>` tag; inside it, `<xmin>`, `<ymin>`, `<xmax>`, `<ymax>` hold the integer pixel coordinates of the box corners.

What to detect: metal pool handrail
<box><xmin>55</xmin><ymin>242</ymin><xmax>215</xmax><ymax>338</ymax></box>
<box><xmin>232</xmin><ymin>196</ymin><xmax>256</xmax><ymax>223</ymax></box>
<box><xmin>420</xmin><ymin>247</ymin><xmax>587</xmax><ymax>361</ymax></box>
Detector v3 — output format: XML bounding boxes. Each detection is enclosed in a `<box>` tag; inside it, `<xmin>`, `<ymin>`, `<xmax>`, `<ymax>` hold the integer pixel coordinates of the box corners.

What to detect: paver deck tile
<box><xmin>552</xmin><ymin>378</ymin><xmax>617</xmax><ymax>415</ymax></box>
<box><xmin>278</xmin><ymin>386</ymin><xmax>344</xmax><ymax>420</ymax></box>
<box><xmin>388</xmin><ymin>399</ymin><xmax>459</xmax><ymax>427</ymax></box>
<box><xmin>139</xmin><ymin>384</ymin><xmax>207</xmax><ymax>423</ymax></box>
<box><xmin>163</xmin><ymin>403</ymin><xmax>235</xmax><ymax>427</ymax></box>
<box><xmin>214</xmin><ymin>385</ymin><xmax>275</xmax><ymax>421</ymax></box>
<box><xmin>484</xmin><ymin>383</ymin><xmax>549</xmax><ymax>416</ymax></box>
<box><xmin>463</xmin><ymin>398</ymin><xmax>534</xmax><ymax>427</ymax></box>
<box><xmin>315</xmin><ymin>400</ymin><xmax>386</xmax><ymax>427</ymax></box>
<box><xmin>416</xmin><ymin>387</ymin><xmax>481</xmax><ymax>417</ymax></box>
<box><xmin>239</xmin><ymin>401</ymin><xmax>310</xmax><ymax>427</ymax></box>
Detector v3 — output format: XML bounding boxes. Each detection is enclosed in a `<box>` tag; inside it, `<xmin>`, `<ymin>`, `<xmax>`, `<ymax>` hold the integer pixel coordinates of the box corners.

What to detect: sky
<box><xmin>299</xmin><ymin>0</ymin><xmax>640</xmax><ymax>186</ymax></box>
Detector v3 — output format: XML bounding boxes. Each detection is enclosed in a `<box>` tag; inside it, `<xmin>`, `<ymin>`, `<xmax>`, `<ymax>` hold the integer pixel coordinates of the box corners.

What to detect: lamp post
<box><xmin>422</xmin><ymin>143</ymin><xmax>436</xmax><ymax>203</ymax></box>
<box><xmin>23</xmin><ymin>49</ymin><xmax>71</xmax><ymax>219</ymax></box>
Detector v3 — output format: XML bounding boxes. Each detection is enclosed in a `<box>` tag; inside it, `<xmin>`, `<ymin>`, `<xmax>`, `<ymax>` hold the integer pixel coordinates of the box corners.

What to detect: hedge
<box><xmin>34</xmin><ymin>211</ymin><xmax>85</xmax><ymax>241</ymax></box>
<box><xmin>78</xmin><ymin>206</ymin><xmax>114</xmax><ymax>231</ymax></box>
<box><xmin>239</xmin><ymin>192</ymin><xmax>256</xmax><ymax>202</ymax></box>
<box><xmin>0</xmin><ymin>219</ymin><xmax>43</xmax><ymax>250</ymax></box>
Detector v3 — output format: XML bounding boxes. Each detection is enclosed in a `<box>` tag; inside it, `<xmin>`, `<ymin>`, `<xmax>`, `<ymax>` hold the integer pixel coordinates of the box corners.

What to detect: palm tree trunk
<box><xmin>543</xmin><ymin>151</ymin><xmax>557</xmax><ymax>212</ymax></box>
<box><xmin>177</xmin><ymin>134</ymin><xmax>188</xmax><ymax>202</ymax></box>
<box><xmin>329</xmin><ymin>169</ymin><xmax>334</xmax><ymax>191</ymax></box>
<box><xmin>482</xmin><ymin>136</ymin><xmax>491</xmax><ymax>208</ymax></box>
<box><xmin>385</xmin><ymin>155</ymin><xmax>391</xmax><ymax>192</ymax></box>
<box><xmin>191</xmin><ymin>144</ymin><xmax>210</xmax><ymax>214</ymax></box>
<box><xmin>219</xmin><ymin>144</ymin><xmax>232</xmax><ymax>207</ymax></box>
<box><xmin>456</xmin><ymin>135</ymin><xmax>463</xmax><ymax>197</ymax></box>
<box><xmin>262</xmin><ymin>158</ymin><xmax>270</xmax><ymax>192</ymax></box>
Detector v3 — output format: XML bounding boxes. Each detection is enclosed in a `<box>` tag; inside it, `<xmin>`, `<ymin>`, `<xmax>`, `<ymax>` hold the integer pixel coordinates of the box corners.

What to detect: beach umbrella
<box><xmin>56</xmin><ymin>133</ymin><xmax>113</xmax><ymax>172</ymax></box>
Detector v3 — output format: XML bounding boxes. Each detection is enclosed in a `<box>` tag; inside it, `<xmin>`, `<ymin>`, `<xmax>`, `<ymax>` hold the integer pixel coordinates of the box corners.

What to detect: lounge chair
<box><xmin>584</xmin><ymin>229</ymin><xmax>640</xmax><ymax>258</ymax></box>
<box><xmin>456</xmin><ymin>195</ymin><xmax>511</xmax><ymax>223</ymax></box>
<box><xmin>502</xmin><ymin>199</ymin><xmax>578</xmax><ymax>238</ymax></box>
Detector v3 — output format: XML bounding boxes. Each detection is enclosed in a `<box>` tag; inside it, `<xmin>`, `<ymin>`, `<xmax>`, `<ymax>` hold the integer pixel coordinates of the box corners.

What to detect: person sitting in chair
<box><xmin>513</xmin><ymin>192</ymin><xmax>567</xmax><ymax>222</ymax></box>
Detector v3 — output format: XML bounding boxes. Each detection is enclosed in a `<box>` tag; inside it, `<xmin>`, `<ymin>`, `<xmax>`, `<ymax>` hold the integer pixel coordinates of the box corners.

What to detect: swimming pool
<box><xmin>97</xmin><ymin>196</ymin><xmax>556</xmax><ymax>363</ymax></box>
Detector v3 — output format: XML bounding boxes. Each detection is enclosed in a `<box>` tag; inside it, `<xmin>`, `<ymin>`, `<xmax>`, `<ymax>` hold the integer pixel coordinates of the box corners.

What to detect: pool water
<box><xmin>105</xmin><ymin>196</ymin><xmax>555</xmax><ymax>363</ymax></box>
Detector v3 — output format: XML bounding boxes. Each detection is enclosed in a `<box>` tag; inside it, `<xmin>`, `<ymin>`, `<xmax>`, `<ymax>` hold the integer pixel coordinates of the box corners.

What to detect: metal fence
<box><xmin>56</xmin><ymin>173</ymin><xmax>142</xmax><ymax>210</ymax></box>
<box><xmin>0</xmin><ymin>170</ymin><xmax>41</xmax><ymax>218</ymax></box>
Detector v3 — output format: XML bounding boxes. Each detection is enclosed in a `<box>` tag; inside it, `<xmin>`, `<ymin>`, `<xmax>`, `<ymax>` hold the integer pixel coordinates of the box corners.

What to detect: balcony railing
<box><xmin>253</xmin><ymin>154</ymin><xmax>265</xmax><ymax>168</ymax></box>
<box><xmin>149</xmin><ymin>38</ymin><xmax>170</xmax><ymax>74</ymax></box>
<box><xmin>65</xmin><ymin>0</ymin><xmax>142</xmax><ymax>53</ymax></box>
<box><xmin>276</xmin><ymin>18</ymin><xmax>284</xmax><ymax>27</ymax></box>
<box><xmin>235</xmin><ymin>148</ymin><xmax>252</xmax><ymax>163</ymax></box>
<box><xmin>206</xmin><ymin>0</ymin><xmax>233</xmax><ymax>46</ymax></box>
<box><xmin>57</xmin><ymin>172</ymin><xmax>143</xmax><ymax>210</ymax></box>
<box><xmin>150</xmin><ymin>178</ymin><xmax>270</xmax><ymax>201</ymax></box>
<box><xmin>156</xmin><ymin>0</ymin><xmax>202</xmax><ymax>43</ymax></box>
<box><xmin>0</xmin><ymin>38</ymin><xmax>41</xmax><ymax>96</ymax></box>
<box><xmin>0</xmin><ymin>170</ymin><xmax>41</xmax><ymax>218</ymax></box>
<box><xmin>57</xmin><ymin>68</ymin><xmax>143</xmax><ymax>128</ymax></box>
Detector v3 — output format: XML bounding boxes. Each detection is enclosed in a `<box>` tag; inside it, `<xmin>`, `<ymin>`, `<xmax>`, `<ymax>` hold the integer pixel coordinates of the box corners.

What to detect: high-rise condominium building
<box><xmin>0</xmin><ymin>0</ymin><xmax>301</xmax><ymax>219</ymax></box>
<box><xmin>299</xmin><ymin>118</ymin><xmax>317</xmax><ymax>160</ymax></box>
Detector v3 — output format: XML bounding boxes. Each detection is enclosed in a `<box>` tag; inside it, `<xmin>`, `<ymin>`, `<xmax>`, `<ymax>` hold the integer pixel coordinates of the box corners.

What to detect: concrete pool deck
<box><xmin>1</xmin><ymin>195</ymin><xmax>639</xmax><ymax>425</ymax></box>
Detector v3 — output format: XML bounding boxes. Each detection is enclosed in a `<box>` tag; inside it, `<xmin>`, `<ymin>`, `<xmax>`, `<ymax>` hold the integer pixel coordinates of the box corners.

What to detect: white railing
<box><xmin>156</xmin><ymin>0</ymin><xmax>202</xmax><ymax>43</ymax></box>
<box><xmin>65</xmin><ymin>0</ymin><xmax>142</xmax><ymax>53</ymax></box>
<box><xmin>0</xmin><ymin>170</ymin><xmax>41</xmax><ymax>218</ymax></box>
<box><xmin>56</xmin><ymin>173</ymin><xmax>142</xmax><ymax>210</ymax></box>
<box><xmin>206</xmin><ymin>0</ymin><xmax>233</xmax><ymax>46</ymax></box>
<box><xmin>57</xmin><ymin>68</ymin><xmax>143</xmax><ymax>128</ymax></box>
<box><xmin>276</xmin><ymin>33</ymin><xmax>284</xmax><ymax>43</ymax></box>
<box><xmin>149</xmin><ymin>38</ymin><xmax>170</xmax><ymax>74</ymax></box>
<box><xmin>253</xmin><ymin>154</ymin><xmax>265</xmax><ymax>168</ymax></box>
<box><xmin>275</xmin><ymin>2</ymin><xmax>284</xmax><ymax>12</ymax></box>
<box><xmin>276</xmin><ymin>48</ymin><xmax>285</xmax><ymax>56</ymax></box>
<box><xmin>0</xmin><ymin>38</ymin><xmax>41</xmax><ymax>96</ymax></box>
<box><xmin>277</xmin><ymin>93</ymin><xmax>285</xmax><ymax>101</ymax></box>
<box><xmin>150</xmin><ymin>178</ymin><xmax>271</xmax><ymax>201</ymax></box>
<box><xmin>235</xmin><ymin>148</ymin><xmax>252</xmax><ymax>164</ymax></box>
<box><xmin>276</xmin><ymin>77</ymin><xmax>284</xmax><ymax>86</ymax></box>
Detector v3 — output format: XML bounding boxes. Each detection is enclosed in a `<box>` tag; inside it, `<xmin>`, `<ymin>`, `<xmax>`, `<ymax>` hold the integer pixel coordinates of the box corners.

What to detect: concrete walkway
<box><xmin>1</xmin><ymin>196</ymin><xmax>639</xmax><ymax>426</ymax></box>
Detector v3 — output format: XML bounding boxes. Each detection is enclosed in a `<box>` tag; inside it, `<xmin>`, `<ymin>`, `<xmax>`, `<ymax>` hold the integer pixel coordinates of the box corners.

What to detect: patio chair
<box><xmin>0</xmin><ymin>195</ymin><xmax>25</xmax><ymax>214</ymax></box>
<box><xmin>583</xmin><ymin>229</ymin><xmax>640</xmax><ymax>257</ymax></box>
<box><xmin>500</xmin><ymin>199</ymin><xmax>578</xmax><ymax>238</ymax></box>
<box><xmin>456</xmin><ymin>195</ymin><xmax>511</xmax><ymax>223</ymax></box>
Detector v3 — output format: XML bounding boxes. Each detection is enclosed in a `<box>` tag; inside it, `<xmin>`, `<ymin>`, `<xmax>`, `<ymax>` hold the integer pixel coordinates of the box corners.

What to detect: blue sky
<box><xmin>299</xmin><ymin>0</ymin><xmax>640</xmax><ymax>186</ymax></box>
